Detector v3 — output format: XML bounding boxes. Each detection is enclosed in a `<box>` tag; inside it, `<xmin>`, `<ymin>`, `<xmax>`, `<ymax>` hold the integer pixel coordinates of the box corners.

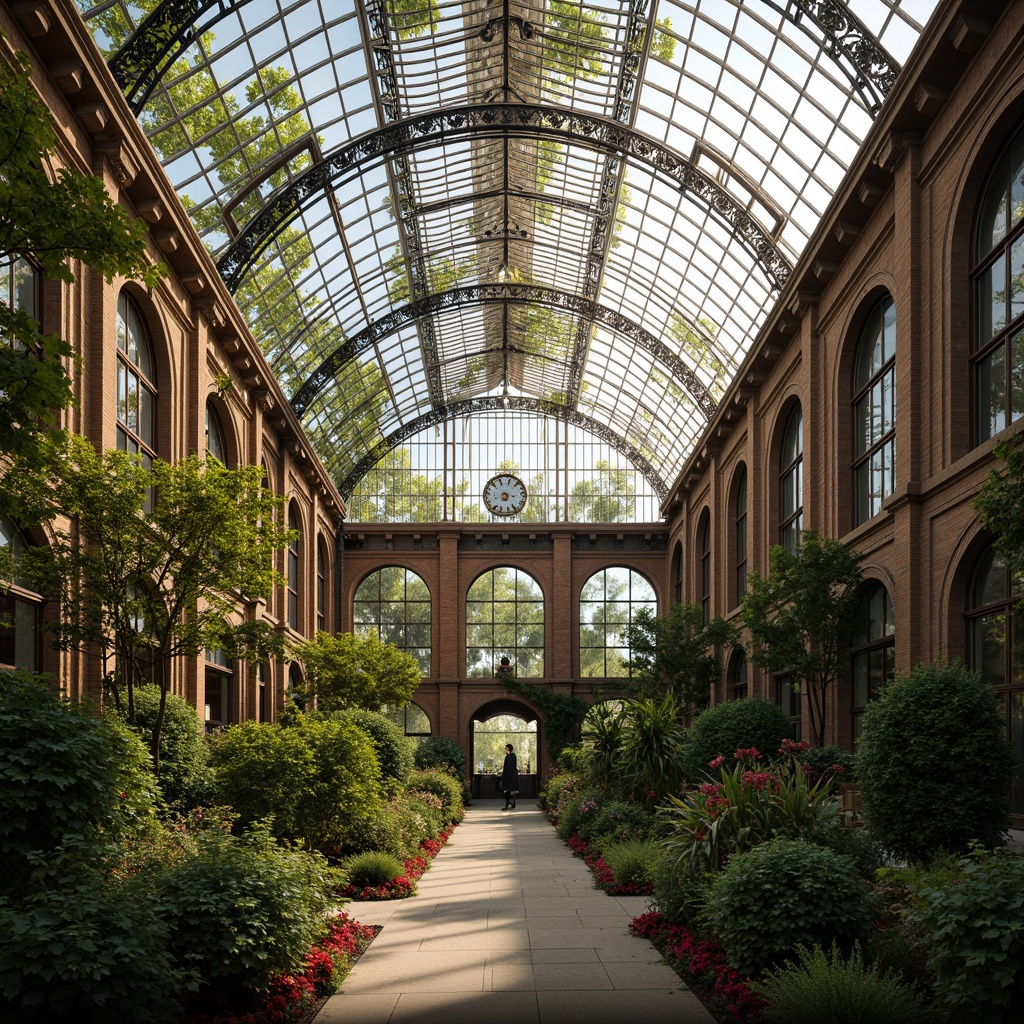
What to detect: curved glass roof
<box><xmin>78</xmin><ymin>0</ymin><xmax>937</xmax><ymax>511</ymax></box>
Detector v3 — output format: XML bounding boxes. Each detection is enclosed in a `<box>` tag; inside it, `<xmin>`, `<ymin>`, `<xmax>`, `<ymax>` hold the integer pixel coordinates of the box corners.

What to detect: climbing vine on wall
<box><xmin>498</xmin><ymin>672</ymin><xmax>589</xmax><ymax>761</ymax></box>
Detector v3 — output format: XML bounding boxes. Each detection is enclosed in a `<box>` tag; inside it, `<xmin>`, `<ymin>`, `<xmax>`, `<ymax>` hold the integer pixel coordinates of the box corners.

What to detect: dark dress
<box><xmin>500</xmin><ymin>751</ymin><xmax>519</xmax><ymax>797</ymax></box>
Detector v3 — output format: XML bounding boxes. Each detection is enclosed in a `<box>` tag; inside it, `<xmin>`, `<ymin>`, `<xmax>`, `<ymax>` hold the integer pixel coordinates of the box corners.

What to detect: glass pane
<box><xmin>1012</xmin><ymin>234</ymin><xmax>1024</xmax><ymax>324</ymax></box>
<box><xmin>1012</xmin><ymin>133</ymin><xmax>1024</xmax><ymax>230</ymax></box>
<box><xmin>1012</xmin><ymin>328</ymin><xmax>1024</xmax><ymax>424</ymax></box>
<box><xmin>125</xmin><ymin>372</ymin><xmax>138</xmax><ymax>433</ymax></box>
<box><xmin>977</xmin><ymin>255</ymin><xmax>1006</xmax><ymax>342</ymax></box>
<box><xmin>466</xmin><ymin>623</ymin><xmax>492</xmax><ymax>647</ymax></box>
<box><xmin>406</xmin><ymin>623</ymin><xmax>430</xmax><ymax>647</ymax></box>
<box><xmin>853</xmin><ymin>653</ymin><xmax>870</xmax><ymax>707</ymax></box>
<box><xmin>855</xmin><ymin>394</ymin><xmax>871</xmax><ymax>456</ymax></box>
<box><xmin>973</xmin><ymin>612</ymin><xmax>1007</xmax><ymax>686</ymax></box>
<box><xmin>468</xmin><ymin>575</ymin><xmax>492</xmax><ymax>601</ymax></box>
<box><xmin>466</xmin><ymin>649</ymin><xmax>490</xmax><ymax>677</ymax></box>
<box><xmin>977</xmin><ymin>176</ymin><xmax>1007</xmax><ymax>259</ymax></box>
<box><xmin>139</xmin><ymin>385</ymin><xmax>154</xmax><ymax>447</ymax></box>
<box><xmin>405</xmin><ymin>574</ymin><xmax>430</xmax><ymax>601</ymax></box>
<box><xmin>13</xmin><ymin>259</ymin><xmax>37</xmax><ymax>317</ymax></box>
<box><xmin>973</xmin><ymin>548</ymin><xmax>1007</xmax><ymax>607</ymax></box>
<box><xmin>977</xmin><ymin>343</ymin><xmax>1006</xmax><ymax>441</ymax></box>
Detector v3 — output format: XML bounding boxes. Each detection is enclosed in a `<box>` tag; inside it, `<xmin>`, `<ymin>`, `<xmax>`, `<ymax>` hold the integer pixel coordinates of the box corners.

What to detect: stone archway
<box><xmin>469</xmin><ymin>698</ymin><xmax>540</xmax><ymax>801</ymax></box>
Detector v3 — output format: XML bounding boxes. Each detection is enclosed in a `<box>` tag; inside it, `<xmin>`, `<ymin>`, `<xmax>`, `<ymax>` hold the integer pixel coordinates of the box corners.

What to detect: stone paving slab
<box><xmin>317</xmin><ymin>801</ymin><xmax>716</xmax><ymax>1024</ymax></box>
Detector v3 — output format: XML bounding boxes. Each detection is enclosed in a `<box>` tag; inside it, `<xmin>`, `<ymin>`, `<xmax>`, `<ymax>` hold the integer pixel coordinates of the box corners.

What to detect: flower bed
<box><xmin>181</xmin><ymin>912</ymin><xmax>378</xmax><ymax>1024</ymax></box>
<box><xmin>336</xmin><ymin>822</ymin><xmax>458</xmax><ymax>900</ymax></box>
<box><xmin>566</xmin><ymin>832</ymin><xmax>654</xmax><ymax>896</ymax></box>
<box><xmin>630</xmin><ymin>911</ymin><xmax>766</xmax><ymax>1024</ymax></box>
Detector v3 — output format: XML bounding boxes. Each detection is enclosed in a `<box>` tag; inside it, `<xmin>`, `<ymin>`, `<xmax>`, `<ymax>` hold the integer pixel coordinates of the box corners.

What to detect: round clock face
<box><xmin>483</xmin><ymin>473</ymin><xmax>528</xmax><ymax>516</ymax></box>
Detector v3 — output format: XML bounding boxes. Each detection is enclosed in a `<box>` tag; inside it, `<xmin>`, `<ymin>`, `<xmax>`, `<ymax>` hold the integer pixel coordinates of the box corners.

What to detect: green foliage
<box><xmin>905</xmin><ymin>846</ymin><xmax>1024</xmax><ymax>1022</ymax></box>
<box><xmin>299</xmin><ymin>630</ymin><xmax>421</xmax><ymax>713</ymax></box>
<box><xmin>706</xmin><ymin>838</ymin><xmax>873</xmax><ymax>976</ymax></box>
<box><xmin>0</xmin><ymin>876</ymin><xmax>188</xmax><ymax>1024</ymax></box>
<box><xmin>554</xmin><ymin>789</ymin><xmax>606</xmax><ymax>842</ymax></box>
<box><xmin>0</xmin><ymin>671</ymin><xmax>157</xmax><ymax>893</ymax></box>
<box><xmin>0</xmin><ymin>46</ymin><xmax>163</xmax><ymax>522</ymax></box>
<box><xmin>388</xmin><ymin>0</ymin><xmax>440</xmax><ymax>39</ymax></box>
<box><xmin>413</xmin><ymin>735</ymin><xmax>466</xmax><ymax>776</ymax></box>
<box><xmin>407</xmin><ymin>768</ymin><xmax>464</xmax><ymax>823</ymax></box>
<box><xmin>157</xmin><ymin>818</ymin><xmax>341</xmax><ymax>992</ymax></box>
<box><xmin>567</xmin><ymin>459</ymin><xmax>636</xmax><ymax>522</ymax></box>
<box><xmin>682</xmin><ymin>697</ymin><xmax>793</xmax><ymax>783</ymax></box>
<box><xmin>617</xmin><ymin>695</ymin><xmax>687</xmax><ymax>803</ymax></box>
<box><xmin>651</xmin><ymin>847</ymin><xmax>708</xmax><ymax>925</ymax></box>
<box><xmin>755</xmin><ymin>942</ymin><xmax>937</xmax><ymax>1024</ymax></box>
<box><xmin>974</xmin><ymin>430</ymin><xmax>1024</xmax><ymax>595</ymax></box>
<box><xmin>17</xmin><ymin>440</ymin><xmax>293</xmax><ymax>771</ymax></box>
<box><xmin>108</xmin><ymin>684</ymin><xmax>214</xmax><ymax>810</ymax></box>
<box><xmin>803</xmin><ymin>743</ymin><xmax>857</xmax><ymax>783</ymax></box>
<box><xmin>538</xmin><ymin>768</ymin><xmax>579</xmax><ymax>815</ymax></box>
<box><xmin>589</xmin><ymin>800</ymin><xmax>656</xmax><ymax>851</ymax></box>
<box><xmin>345</xmin><ymin>850</ymin><xmax>405</xmax><ymax>888</ymax></box>
<box><xmin>601</xmin><ymin>839</ymin><xmax>662</xmax><ymax>891</ymax></box>
<box><xmin>856</xmin><ymin>659</ymin><xmax>1016</xmax><ymax>862</ymax></box>
<box><xmin>624</xmin><ymin>603</ymin><xmax>738</xmax><ymax>710</ymax></box>
<box><xmin>580</xmin><ymin>701</ymin><xmax>624</xmax><ymax>791</ymax></box>
<box><xmin>741</xmin><ymin>531</ymin><xmax>864</xmax><ymax>745</ymax></box>
<box><xmin>659</xmin><ymin>748</ymin><xmax>840</xmax><ymax>880</ymax></box>
<box><xmin>334</xmin><ymin>708</ymin><xmax>414</xmax><ymax>796</ymax></box>
<box><xmin>211</xmin><ymin>716</ymin><xmax>382</xmax><ymax>851</ymax></box>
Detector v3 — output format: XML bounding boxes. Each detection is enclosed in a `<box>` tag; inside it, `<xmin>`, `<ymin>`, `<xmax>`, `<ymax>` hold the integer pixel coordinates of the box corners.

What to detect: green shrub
<box><xmin>0</xmin><ymin>875</ymin><xmax>188</xmax><ymax>1023</ymax></box>
<box><xmin>540</xmin><ymin>770</ymin><xmax>578</xmax><ymax>816</ymax></box>
<box><xmin>905</xmin><ymin>846</ymin><xmax>1024</xmax><ymax>1023</ymax></box>
<box><xmin>554</xmin><ymin>789</ymin><xmax>605</xmax><ymax>842</ymax></box>
<box><xmin>339</xmin><ymin>799</ymin><xmax>409</xmax><ymax>859</ymax></box>
<box><xmin>755</xmin><ymin>942</ymin><xmax>937</xmax><ymax>1024</ymax></box>
<box><xmin>407</xmin><ymin>768</ymin><xmax>464</xmax><ymax>823</ymax></box>
<box><xmin>617</xmin><ymin>695</ymin><xmax>687</xmax><ymax>803</ymax></box>
<box><xmin>802</xmin><ymin>743</ymin><xmax>856</xmax><ymax>784</ymax></box>
<box><xmin>554</xmin><ymin>743</ymin><xmax>588</xmax><ymax>776</ymax></box>
<box><xmin>0</xmin><ymin>670</ymin><xmax>157</xmax><ymax>893</ymax></box>
<box><xmin>856</xmin><ymin>659</ymin><xmax>1017</xmax><ymax>862</ymax></box>
<box><xmin>651</xmin><ymin>847</ymin><xmax>709</xmax><ymax>925</ymax></box>
<box><xmin>212</xmin><ymin>715</ymin><xmax>382</xmax><ymax>851</ymax></box>
<box><xmin>682</xmin><ymin>697</ymin><xmax>792</xmax><ymax>783</ymax></box>
<box><xmin>601</xmin><ymin>839</ymin><xmax>662</xmax><ymax>890</ymax></box>
<box><xmin>814</xmin><ymin>822</ymin><xmax>883</xmax><ymax>880</ymax></box>
<box><xmin>108</xmin><ymin>684</ymin><xmax>215</xmax><ymax>811</ymax></box>
<box><xmin>334</xmin><ymin>708</ymin><xmax>414</xmax><ymax>796</ymax></box>
<box><xmin>413</xmin><ymin>735</ymin><xmax>466</xmax><ymax>776</ymax></box>
<box><xmin>159</xmin><ymin>818</ymin><xmax>341</xmax><ymax>992</ymax></box>
<box><xmin>706</xmin><ymin>838</ymin><xmax>872</xmax><ymax>976</ymax></box>
<box><xmin>580</xmin><ymin>702</ymin><xmax>624</xmax><ymax>792</ymax></box>
<box><xmin>573</xmin><ymin>792</ymin><xmax>609</xmax><ymax>843</ymax></box>
<box><xmin>404</xmin><ymin>787</ymin><xmax>444</xmax><ymax>840</ymax></box>
<box><xmin>345</xmin><ymin>850</ymin><xmax>406</xmax><ymax>888</ymax></box>
<box><xmin>590</xmin><ymin>800</ymin><xmax>656</xmax><ymax>850</ymax></box>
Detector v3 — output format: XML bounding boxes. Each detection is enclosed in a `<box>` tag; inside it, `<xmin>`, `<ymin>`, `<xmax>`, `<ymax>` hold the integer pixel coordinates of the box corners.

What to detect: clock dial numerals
<box><xmin>483</xmin><ymin>473</ymin><xmax>528</xmax><ymax>516</ymax></box>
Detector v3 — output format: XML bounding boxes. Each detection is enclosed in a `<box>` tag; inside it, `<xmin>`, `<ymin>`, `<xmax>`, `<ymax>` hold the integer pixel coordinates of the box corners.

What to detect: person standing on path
<box><xmin>500</xmin><ymin>743</ymin><xmax>518</xmax><ymax>809</ymax></box>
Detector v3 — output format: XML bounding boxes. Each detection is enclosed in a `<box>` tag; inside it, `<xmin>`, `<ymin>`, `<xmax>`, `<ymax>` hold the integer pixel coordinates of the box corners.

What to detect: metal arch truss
<box><xmin>290</xmin><ymin>282</ymin><xmax>719</xmax><ymax>420</ymax></box>
<box><xmin>216</xmin><ymin>104</ymin><xmax>794</xmax><ymax>292</ymax></box>
<box><xmin>336</xmin><ymin>396</ymin><xmax>669</xmax><ymax>503</ymax></box>
<box><xmin>106</xmin><ymin>0</ymin><xmax>899</xmax><ymax>118</ymax></box>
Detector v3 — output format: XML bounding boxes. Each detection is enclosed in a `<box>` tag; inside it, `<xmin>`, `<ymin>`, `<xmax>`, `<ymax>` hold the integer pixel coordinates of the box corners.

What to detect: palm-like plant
<box><xmin>618</xmin><ymin>695</ymin><xmax>687</xmax><ymax>805</ymax></box>
<box><xmin>581</xmin><ymin>701</ymin><xmax>625</xmax><ymax>793</ymax></box>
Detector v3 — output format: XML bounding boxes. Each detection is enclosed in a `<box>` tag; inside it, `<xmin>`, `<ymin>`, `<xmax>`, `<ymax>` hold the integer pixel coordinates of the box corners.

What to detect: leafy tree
<box><xmin>18</xmin><ymin>439</ymin><xmax>293</xmax><ymax>773</ymax></box>
<box><xmin>297</xmin><ymin>630</ymin><xmax>421</xmax><ymax>712</ymax></box>
<box><xmin>741</xmin><ymin>531</ymin><xmax>863</xmax><ymax>747</ymax></box>
<box><xmin>625</xmin><ymin>603</ymin><xmax>738</xmax><ymax>711</ymax></box>
<box><xmin>0</xmin><ymin>46</ymin><xmax>163</xmax><ymax>526</ymax></box>
<box><xmin>974</xmin><ymin>430</ymin><xmax>1024</xmax><ymax>596</ymax></box>
<box><xmin>568</xmin><ymin>459</ymin><xmax>636</xmax><ymax>522</ymax></box>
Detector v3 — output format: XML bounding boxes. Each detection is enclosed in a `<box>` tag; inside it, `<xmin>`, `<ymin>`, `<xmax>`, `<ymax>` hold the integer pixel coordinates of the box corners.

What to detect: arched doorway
<box><xmin>470</xmin><ymin>698</ymin><xmax>540</xmax><ymax>801</ymax></box>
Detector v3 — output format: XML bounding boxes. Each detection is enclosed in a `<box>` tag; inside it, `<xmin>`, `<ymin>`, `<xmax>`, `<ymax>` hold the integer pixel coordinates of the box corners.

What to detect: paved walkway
<box><xmin>316</xmin><ymin>800</ymin><xmax>715</xmax><ymax>1024</ymax></box>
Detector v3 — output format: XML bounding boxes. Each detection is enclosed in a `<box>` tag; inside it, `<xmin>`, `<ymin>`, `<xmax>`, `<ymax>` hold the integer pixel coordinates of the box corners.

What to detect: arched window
<box><xmin>257</xmin><ymin>661</ymin><xmax>269</xmax><ymax>722</ymax></box>
<box><xmin>729</xmin><ymin>648</ymin><xmax>748</xmax><ymax>700</ymax></box>
<box><xmin>733</xmin><ymin>466</ymin><xmax>748</xmax><ymax>604</ymax></box>
<box><xmin>973</xmin><ymin>123</ymin><xmax>1024</xmax><ymax>444</ymax></box>
<box><xmin>850</xmin><ymin>582</ymin><xmax>895</xmax><ymax>738</ymax></box>
<box><xmin>205</xmin><ymin>400</ymin><xmax>228</xmax><ymax>465</ymax></box>
<box><xmin>354</xmin><ymin>567</ymin><xmax>431</xmax><ymax>675</ymax></box>
<box><xmin>204</xmin><ymin>645</ymin><xmax>232</xmax><ymax>731</ymax></box>
<box><xmin>1</xmin><ymin>255</ymin><xmax>39</xmax><ymax>347</ymax></box>
<box><xmin>777</xmin><ymin>674</ymin><xmax>801</xmax><ymax>741</ymax></box>
<box><xmin>579</xmin><ymin>566</ymin><xmax>656</xmax><ymax>678</ymax></box>
<box><xmin>116</xmin><ymin>292</ymin><xmax>157</xmax><ymax>470</ymax></box>
<box><xmin>466</xmin><ymin>567</ymin><xmax>544</xmax><ymax>678</ymax></box>
<box><xmin>384</xmin><ymin>701</ymin><xmax>431</xmax><ymax>743</ymax></box>
<box><xmin>779</xmin><ymin>405</ymin><xmax>803</xmax><ymax>552</ymax></box>
<box><xmin>698</xmin><ymin>510</ymin><xmax>711</xmax><ymax>624</ymax></box>
<box><xmin>287</xmin><ymin>504</ymin><xmax>301</xmax><ymax>632</ymax></box>
<box><xmin>316</xmin><ymin>537</ymin><xmax>328</xmax><ymax>634</ymax></box>
<box><xmin>671</xmin><ymin>541</ymin><xmax>683</xmax><ymax>605</ymax></box>
<box><xmin>0</xmin><ymin>519</ymin><xmax>42</xmax><ymax>673</ymax></box>
<box><xmin>853</xmin><ymin>296</ymin><xmax>896</xmax><ymax>524</ymax></box>
<box><xmin>968</xmin><ymin>546</ymin><xmax>1024</xmax><ymax>817</ymax></box>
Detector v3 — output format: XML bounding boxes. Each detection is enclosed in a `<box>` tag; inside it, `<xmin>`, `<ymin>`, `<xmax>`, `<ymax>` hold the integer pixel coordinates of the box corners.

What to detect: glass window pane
<box><xmin>977</xmin><ymin>255</ymin><xmax>1006</xmax><ymax>343</ymax></box>
<box><xmin>977</xmin><ymin>343</ymin><xmax>1006</xmax><ymax>441</ymax></box>
<box><xmin>974</xmin><ymin>612</ymin><xmax>1007</xmax><ymax>686</ymax></box>
<box><xmin>1012</xmin><ymin>329</ymin><xmax>1024</xmax><ymax>424</ymax></box>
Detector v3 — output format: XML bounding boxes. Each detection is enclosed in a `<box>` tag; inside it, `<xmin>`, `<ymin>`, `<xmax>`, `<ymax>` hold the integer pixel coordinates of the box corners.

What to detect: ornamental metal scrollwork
<box><xmin>216</xmin><ymin>104</ymin><xmax>793</xmax><ymax>293</ymax></box>
<box><xmin>289</xmin><ymin>283</ymin><xmax>718</xmax><ymax>421</ymax></box>
<box><xmin>335</xmin><ymin>396</ymin><xmax>669</xmax><ymax>501</ymax></box>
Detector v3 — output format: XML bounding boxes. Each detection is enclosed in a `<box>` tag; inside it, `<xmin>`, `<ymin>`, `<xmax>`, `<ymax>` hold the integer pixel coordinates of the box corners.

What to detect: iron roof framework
<box><xmin>79</xmin><ymin>0</ymin><xmax>937</xmax><ymax>512</ymax></box>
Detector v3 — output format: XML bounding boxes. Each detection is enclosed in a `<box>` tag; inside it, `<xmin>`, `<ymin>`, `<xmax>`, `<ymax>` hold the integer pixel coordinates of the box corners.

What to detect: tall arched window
<box><xmin>779</xmin><ymin>405</ymin><xmax>803</xmax><ymax>552</ymax></box>
<box><xmin>853</xmin><ymin>296</ymin><xmax>896</xmax><ymax>524</ymax></box>
<box><xmin>973</xmin><ymin>123</ymin><xmax>1024</xmax><ymax>444</ymax></box>
<box><xmin>733</xmin><ymin>466</ymin><xmax>748</xmax><ymax>604</ymax></box>
<box><xmin>0</xmin><ymin>519</ymin><xmax>42</xmax><ymax>673</ymax></box>
<box><xmin>698</xmin><ymin>510</ymin><xmax>711</xmax><ymax>624</ymax></box>
<box><xmin>671</xmin><ymin>541</ymin><xmax>683</xmax><ymax>605</ymax></box>
<box><xmin>579</xmin><ymin>567</ymin><xmax>656</xmax><ymax>678</ymax></box>
<box><xmin>287</xmin><ymin>504</ymin><xmax>301</xmax><ymax>632</ymax></box>
<box><xmin>968</xmin><ymin>546</ymin><xmax>1024</xmax><ymax>818</ymax></box>
<box><xmin>354</xmin><ymin>566</ymin><xmax>431</xmax><ymax>675</ymax></box>
<box><xmin>729</xmin><ymin>648</ymin><xmax>748</xmax><ymax>700</ymax></box>
<box><xmin>850</xmin><ymin>582</ymin><xmax>895</xmax><ymax>738</ymax></box>
<box><xmin>384</xmin><ymin>701</ymin><xmax>432</xmax><ymax>743</ymax></box>
<box><xmin>204</xmin><ymin>644</ymin><xmax>232</xmax><ymax>731</ymax></box>
<box><xmin>466</xmin><ymin>567</ymin><xmax>544</xmax><ymax>678</ymax></box>
<box><xmin>316</xmin><ymin>538</ymin><xmax>328</xmax><ymax>634</ymax></box>
<box><xmin>205</xmin><ymin>400</ymin><xmax>228</xmax><ymax>465</ymax></box>
<box><xmin>116</xmin><ymin>292</ymin><xmax>157</xmax><ymax>470</ymax></box>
